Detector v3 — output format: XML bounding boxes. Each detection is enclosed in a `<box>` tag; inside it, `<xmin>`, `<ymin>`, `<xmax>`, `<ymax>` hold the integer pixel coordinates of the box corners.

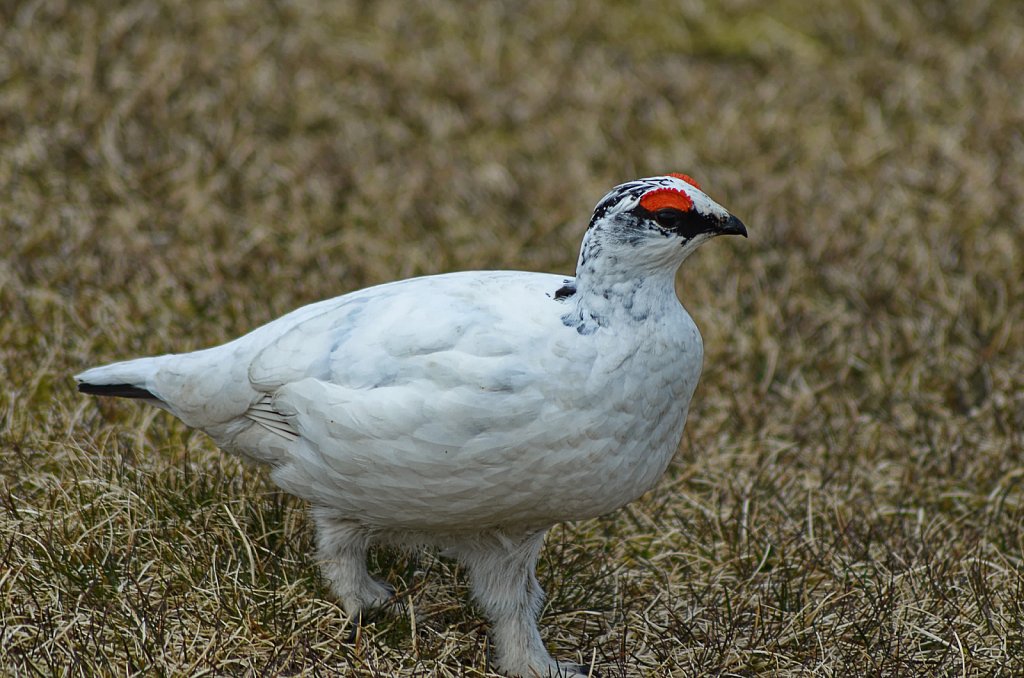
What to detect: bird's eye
<box><xmin>653</xmin><ymin>209</ymin><xmax>685</xmax><ymax>230</ymax></box>
<box><xmin>652</xmin><ymin>208</ymin><xmax>708</xmax><ymax>239</ymax></box>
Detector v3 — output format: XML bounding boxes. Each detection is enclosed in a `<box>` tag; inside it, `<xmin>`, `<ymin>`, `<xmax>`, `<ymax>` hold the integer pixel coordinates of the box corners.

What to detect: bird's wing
<box><xmin>233</xmin><ymin>271</ymin><xmax>604</xmax><ymax>522</ymax></box>
<box><xmin>239</xmin><ymin>271</ymin><xmax>585</xmax><ymax>445</ymax></box>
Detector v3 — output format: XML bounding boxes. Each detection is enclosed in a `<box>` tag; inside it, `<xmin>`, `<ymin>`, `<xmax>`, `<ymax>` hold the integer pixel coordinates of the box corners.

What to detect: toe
<box><xmin>341</xmin><ymin>579</ymin><xmax>402</xmax><ymax>633</ymax></box>
<box><xmin>373</xmin><ymin>578</ymin><xmax>397</xmax><ymax>604</ymax></box>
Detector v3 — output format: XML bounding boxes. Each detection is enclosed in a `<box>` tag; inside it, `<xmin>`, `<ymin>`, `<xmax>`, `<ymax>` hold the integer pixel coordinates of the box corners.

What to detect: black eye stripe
<box><xmin>651</xmin><ymin>208</ymin><xmax>710</xmax><ymax>239</ymax></box>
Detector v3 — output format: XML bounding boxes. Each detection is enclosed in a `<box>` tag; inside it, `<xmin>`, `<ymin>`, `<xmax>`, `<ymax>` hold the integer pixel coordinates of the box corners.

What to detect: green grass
<box><xmin>2</xmin><ymin>0</ymin><xmax>1022</xmax><ymax>675</ymax></box>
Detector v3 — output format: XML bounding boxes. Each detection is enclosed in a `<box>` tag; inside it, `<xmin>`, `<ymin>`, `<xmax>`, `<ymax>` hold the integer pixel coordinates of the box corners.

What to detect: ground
<box><xmin>1</xmin><ymin>0</ymin><xmax>1022</xmax><ymax>675</ymax></box>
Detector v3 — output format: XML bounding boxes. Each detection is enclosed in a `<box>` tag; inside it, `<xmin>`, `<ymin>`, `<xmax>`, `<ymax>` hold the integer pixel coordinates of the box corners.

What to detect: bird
<box><xmin>76</xmin><ymin>173</ymin><xmax>746</xmax><ymax>677</ymax></box>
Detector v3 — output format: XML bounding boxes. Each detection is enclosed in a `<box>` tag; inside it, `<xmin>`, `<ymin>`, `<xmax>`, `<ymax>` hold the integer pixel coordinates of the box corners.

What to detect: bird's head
<box><xmin>579</xmin><ymin>173</ymin><xmax>747</xmax><ymax>276</ymax></box>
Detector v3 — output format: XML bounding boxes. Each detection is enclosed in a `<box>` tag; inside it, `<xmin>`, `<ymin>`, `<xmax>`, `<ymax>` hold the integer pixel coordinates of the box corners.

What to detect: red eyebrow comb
<box><xmin>668</xmin><ymin>173</ymin><xmax>702</xmax><ymax>190</ymax></box>
<box><xmin>639</xmin><ymin>188</ymin><xmax>694</xmax><ymax>212</ymax></box>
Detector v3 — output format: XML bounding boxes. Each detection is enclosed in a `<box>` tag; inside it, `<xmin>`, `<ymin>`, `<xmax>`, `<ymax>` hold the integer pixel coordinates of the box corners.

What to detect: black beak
<box><xmin>720</xmin><ymin>214</ymin><xmax>748</xmax><ymax>238</ymax></box>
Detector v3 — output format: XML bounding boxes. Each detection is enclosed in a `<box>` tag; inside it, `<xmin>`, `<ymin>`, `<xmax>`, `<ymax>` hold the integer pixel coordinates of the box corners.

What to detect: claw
<box><xmin>343</xmin><ymin>616</ymin><xmax>361</xmax><ymax>644</ymax></box>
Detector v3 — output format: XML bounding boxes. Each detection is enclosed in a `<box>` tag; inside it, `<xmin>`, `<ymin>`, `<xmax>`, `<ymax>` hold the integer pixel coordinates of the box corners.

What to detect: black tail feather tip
<box><xmin>78</xmin><ymin>382</ymin><xmax>156</xmax><ymax>399</ymax></box>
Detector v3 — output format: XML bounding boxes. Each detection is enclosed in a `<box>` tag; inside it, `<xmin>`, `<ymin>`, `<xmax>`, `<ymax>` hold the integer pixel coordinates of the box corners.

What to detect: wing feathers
<box><xmin>244</xmin><ymin>395</ymin><xmax>299</xmax><ymax>441</ymax></box>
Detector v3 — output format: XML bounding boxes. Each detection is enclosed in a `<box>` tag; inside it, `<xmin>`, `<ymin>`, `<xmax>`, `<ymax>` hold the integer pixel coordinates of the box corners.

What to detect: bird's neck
<box><xmin>567</xmin><ymin>257</ymin><xmax>681</xmax><ymax>333</ymax></box>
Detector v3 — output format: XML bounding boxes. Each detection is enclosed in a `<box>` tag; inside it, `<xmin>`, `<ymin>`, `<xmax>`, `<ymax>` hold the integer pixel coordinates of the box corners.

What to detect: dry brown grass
<box><xmin>2</xmin><ymin>0</ymin><xmax>1023</xmax><ymax>675</ymax></box>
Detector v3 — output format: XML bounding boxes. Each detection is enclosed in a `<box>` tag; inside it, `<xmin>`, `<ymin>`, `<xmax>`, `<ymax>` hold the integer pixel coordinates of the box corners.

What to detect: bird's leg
<box><xmin>311</xmin><ymin>506</ymin><xmax>395</xmax><ymax>624</ymax></box>
<box><xmin>458</xmin><ymin>530</ymin><xmax>591</xmax><ymax>677</ymax></box>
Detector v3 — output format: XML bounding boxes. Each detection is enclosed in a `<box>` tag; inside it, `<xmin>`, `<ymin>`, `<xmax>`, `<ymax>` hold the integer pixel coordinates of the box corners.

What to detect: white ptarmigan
<box><xmin>76</xmin><ymin>173</ymin><xmax>746</xmax><ymax>677</ymax></box>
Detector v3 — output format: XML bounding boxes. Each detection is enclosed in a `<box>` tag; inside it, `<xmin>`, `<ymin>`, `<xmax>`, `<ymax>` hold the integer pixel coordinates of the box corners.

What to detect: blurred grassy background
<box><xmin>1</xmin><ymin>0</ymin><xmax>1022</xmax><ymax>675</ymax></box>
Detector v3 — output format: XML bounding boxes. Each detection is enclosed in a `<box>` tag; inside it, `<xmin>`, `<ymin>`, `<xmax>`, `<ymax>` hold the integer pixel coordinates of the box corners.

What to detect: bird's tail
<box><xmin>75</xmin><ymin>356</ymin><xmax>166</xmax><ymax>401</ymax></box>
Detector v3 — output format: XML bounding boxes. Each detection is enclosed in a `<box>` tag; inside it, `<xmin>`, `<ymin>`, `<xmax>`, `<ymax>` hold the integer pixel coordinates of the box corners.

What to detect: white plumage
<box><xmin>77</xmin><ymin>174</ymin><xmax>746</xmax><ymax>677</ymax></box>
